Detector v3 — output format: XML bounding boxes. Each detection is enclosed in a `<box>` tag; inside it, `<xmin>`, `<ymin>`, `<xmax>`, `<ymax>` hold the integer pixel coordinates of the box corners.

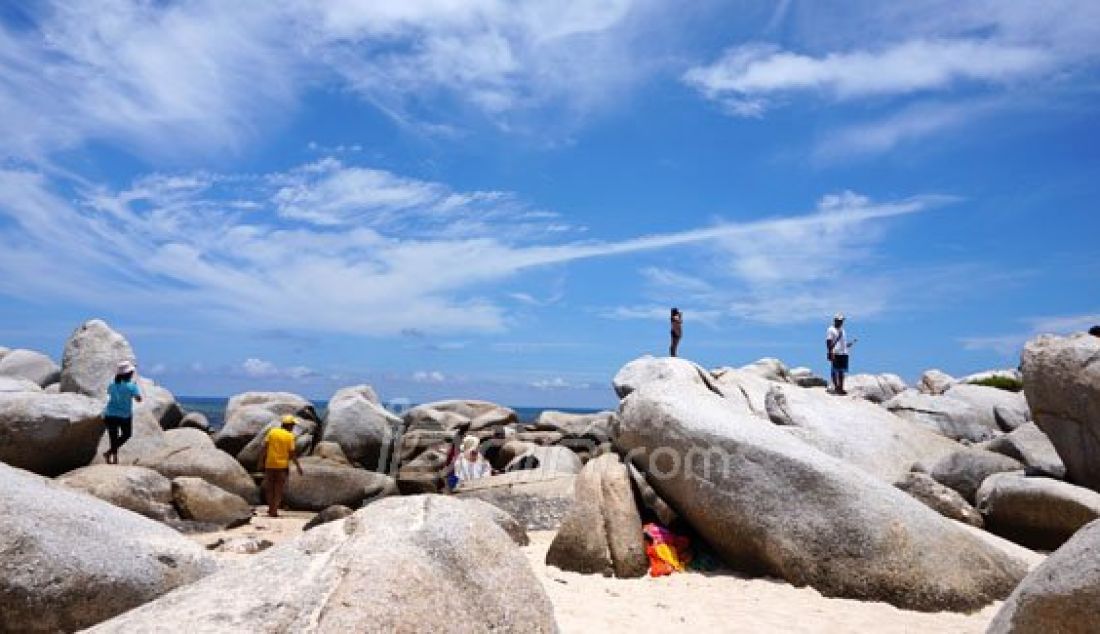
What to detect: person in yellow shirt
<box><xmin>260</xmin><ymin>415</ymin><xmax>303</xmax><ymax>518</ymax></box>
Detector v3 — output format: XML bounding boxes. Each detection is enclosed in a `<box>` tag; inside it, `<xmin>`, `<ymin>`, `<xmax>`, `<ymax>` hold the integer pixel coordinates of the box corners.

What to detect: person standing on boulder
<box><xmin>670</xmin><ymin>308</ymin><xmax>683</xmax><ymax>357</ymax></box>
<box><xmin>102</xmin><ymin>360</ymin><xmax>143</xmax><ymax>464</ymax></box>
<box><xmin>826</xmin><ymin>314</ymin><xmax>856</xmax><ymax>395</ymax></box>
<box><xmin>260</xmin><ymin>415</ymin><xmax>303</xmax><ymax>518</ymax></box>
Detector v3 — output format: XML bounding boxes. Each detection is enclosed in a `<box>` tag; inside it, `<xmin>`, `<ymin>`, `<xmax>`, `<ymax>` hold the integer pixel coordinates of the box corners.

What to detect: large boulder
<box><xmin>981</xmin><ymin>422</ymin><xmax>1065</xmax><ymax>478</ymax></box>
<box><xmin>764</xmin><ymin>383</ymin><xmax>960</xmax><ymax>483</ymax></box>
<box><xmin>87</xmin><ymin>495</ymin><xmax>557</xmax><ymax>633</ymax></box>
<box><xmin>172</xmin><ymin>477</ymin><xmax>252</xmax><ymax>528</ymax></box>
<box><xmin>59</xmin><ymin>319</ymin><xmax>135</xmax><ymax>397</ymax></box>
<box><xmin>928</xmin><ymin>448</ymin><xmax>1025</xmax><ymax>503</ymax></box>
<box><xmin>894</xmin><ymin>471</ymin><xmax>983</xmax><ymax>527</ymax></box>
<box><xmin>988</xmin><ymin>518</ymin><xmax>1100</xmax><ymax>634</ymax></box>
<box><xmin>844</xmin><ymin>372</ymin><xmax>907</xmax><ymax>403</ymax></box>
<box><xmin>118</xmin><ymin>428</ymin><xmax>260</xmax><ymax>503</ymax></box>
<box><xmin>546</xmin><ymin>454</ymin><xmax>648</xmax><ymax>578</ymax></box>
<box><xmin>883</xmin><ymin>390</ymin><xmax>1001</xmax><ymax>442</ymax></box>
<box><xmin>215</xmin><ymin>392</ymin><xmax>319</xmax><ymax>455</ymax></box>
<box><xmin>0</xmin><ymin>391</ymin><xmax>104</xmax><ymax>476</ymax></box>
<box><xmin>282</xmin><ymin>457</ymin><xmax>397</xmax><ymax>511</ymax></box>
<box><xmin>918</xmin><ymin>369</ymin><xmax>956</xmax><ymax>395</ymax></box>
<box><xmin>321</xmin><ymin>385</ymin><xmax>403</xmax><ymax>471</ymax></box>
<box><xmin>0</xmin><ymin>348</ymin><xmax>60</xmax><ymax>387</ymax></box>
<box><xmin>976</xmin><ymin>473</ymin><xmax>1100</xmax><ymax>550</ymax></box>
<box><xmin>613</xmin><ymin>355</ymin><xmax>716</xmax><ymax>399</ymax></box>
<box><xmin>56</xmin><ymin>464</ymin><xmax>177</xmax><ymax>522</ymax></box>
<box><xmin>943</xmin><ymin>383</ymin><xmax>1029</xmax><ymax>432</ymax></box>
<box><xmin>0</xmin><ymin>463</ymin><xmax>217</xmax><ymax>633</ymax></box>
<box><xmin>455</xmin><ymin>471</ymin><xmax>578</xmax><ymax>531</ymax></box>
<box><xmin>614</xmin><ymin>378</ymin><xmax>1026</xmax><ymax>612</ymax></box>
<box><xmin>1021</xmin><ymin>333</ymin><xmax>1100</xmax><ymax>490</ymax></box>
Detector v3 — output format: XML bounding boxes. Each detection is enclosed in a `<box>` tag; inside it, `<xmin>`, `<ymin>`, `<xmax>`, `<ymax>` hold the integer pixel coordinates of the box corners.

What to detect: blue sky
<box><xmin>0</xmin><ymin>1</ymin><xmax>1098</xmax><ymax>407</ymax></box>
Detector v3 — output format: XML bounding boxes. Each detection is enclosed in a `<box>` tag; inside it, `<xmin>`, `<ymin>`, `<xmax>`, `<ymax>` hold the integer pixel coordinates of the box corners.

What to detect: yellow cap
<box><xmin>280</xmin><ymin>415</ymin><xmax>297</xmax><ymax>426</ymax></box>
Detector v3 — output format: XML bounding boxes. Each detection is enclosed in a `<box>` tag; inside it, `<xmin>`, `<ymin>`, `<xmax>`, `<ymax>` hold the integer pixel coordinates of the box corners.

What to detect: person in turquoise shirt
<box><xmin>102</xmin><ymin>360</ymin><xmax>143</xmax><ymax>464</ymax></box>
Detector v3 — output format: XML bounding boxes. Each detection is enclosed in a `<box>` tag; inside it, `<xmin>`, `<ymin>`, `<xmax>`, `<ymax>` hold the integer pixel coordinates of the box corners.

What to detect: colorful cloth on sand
<box><xmin>643</xmin><ymin>523</ymin><xmax>692</xmax><ymax>577</ymax></box>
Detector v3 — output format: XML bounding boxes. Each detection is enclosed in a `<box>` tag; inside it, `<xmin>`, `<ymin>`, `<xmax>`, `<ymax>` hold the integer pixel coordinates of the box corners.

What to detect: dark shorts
<box><xmin>831</xmin><ymin>354</ymin><xmax>850</xmax><ymax>372</ymax></box>
<box><xmin>103</xmin><ymin>415</ymin><xmax>133</xmax><ymax>452</ymax></box>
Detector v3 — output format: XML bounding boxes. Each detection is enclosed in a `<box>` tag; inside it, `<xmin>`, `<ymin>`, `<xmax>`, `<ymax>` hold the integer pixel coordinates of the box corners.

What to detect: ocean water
<box><xmin>178</xmin><ymin>397</ymin><xmax>601</xmax><ymax>431</ymax></box>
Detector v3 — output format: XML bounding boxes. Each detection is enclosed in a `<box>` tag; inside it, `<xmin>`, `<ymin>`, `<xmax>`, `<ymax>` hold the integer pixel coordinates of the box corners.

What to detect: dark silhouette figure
<box><xmin>1090</xmin><ymin>325</ymin><xmax>1100</xmax><ymax>338</ymax></box>
<box><xmin>670</xmin><ymin>308</ymin><xmax>683</xmax><ymax>357</ymax></box>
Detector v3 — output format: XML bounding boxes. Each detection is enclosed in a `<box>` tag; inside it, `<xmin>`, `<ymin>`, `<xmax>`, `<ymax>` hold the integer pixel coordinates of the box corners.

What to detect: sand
<box><xmin>191</xmin><ymin>510</ymin><xmax>1005</xmax><ymax>632</ymax></box>
<box><xmin>521</xmin><ymin>531</ymin><xmax>1004</xmax><ymax>633</ymax></box>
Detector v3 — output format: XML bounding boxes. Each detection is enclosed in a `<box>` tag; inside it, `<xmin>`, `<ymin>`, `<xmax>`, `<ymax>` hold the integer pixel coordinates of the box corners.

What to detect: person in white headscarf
<box><xmin>452</xmin><ymin>435</ymin><xmax>491</xmax><ymax>485</ymax></box>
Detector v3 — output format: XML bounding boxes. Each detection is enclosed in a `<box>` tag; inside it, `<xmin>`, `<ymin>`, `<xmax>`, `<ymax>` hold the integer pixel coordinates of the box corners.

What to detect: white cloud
<box><xmin>530</xmin><ymin>376</ymin><xmax>591</xmax><ymax>390</ymax></box>
<box><xmin>0</xmin><ymin>0</ymin><xmax>651</xmax><ymax>161</ymax></box>
<box><xmin>242</xmin><ymin>358</ymin><xmax>279</xmax><ymax>378</ymax></box>
<box><xmin>0</xmin><ymin>166</ymin><xmax>943</xmax><ymax>335</ymax></box>
<box><xmin>685</xmin><ymin>39</ymin><xmax>1051</xmax><ymax>115</ymax></box>
<box><xmin>413</xmin><ymin>370</ymin><xmax>447</xmax><ymax>383</ymax></box>
<box><xmin>242</xmin><ymin>357</ymin><xmax>318</xmax><ymax>380</ymax></box>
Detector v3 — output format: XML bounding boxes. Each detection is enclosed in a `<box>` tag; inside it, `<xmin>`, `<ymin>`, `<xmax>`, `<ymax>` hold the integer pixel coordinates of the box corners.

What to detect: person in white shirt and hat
<box><xmin>826</xmin><ymin>314</ymin><xmax>857</xmax><ymax>395</ymax></box>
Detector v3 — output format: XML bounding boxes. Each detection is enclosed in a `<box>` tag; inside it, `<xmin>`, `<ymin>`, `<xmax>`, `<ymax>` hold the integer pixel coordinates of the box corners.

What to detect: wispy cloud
<box><xmin>684</xmin><ymin>39</ymin><xmax>1051</xmax><ymax>116</ymax></box>
<box><xmin>813</xmin><ymin>100</ymin><xmax>1001</xmax><ymax>160</ymax></box>
<box><xmin>598</xmin><ymin>305</ymin><xmax>722</xmax><ymax>329</ymax></box>
<box><xmin>0</xmin><ymin>164</ymin><xmax>945</xmax><ymax>336</ymax></box>
<box><xmin>614</xmin><ymin>191</ymin><xmax>980</xmax><ymax>326</ymax></box>
<box><xmin>0</xmin><ymin>0</ymin><xmax>653</xmax><ymax>161</ymax></box>
<box><xmin>683</xmin><ymin>1</ymin><xmax>1100</xmax><ymax>159</ymax></box>
<box><xmin>960</xmin><ymin>311</ymin><xmax>1100</xmax><ymax>356</ymax></box>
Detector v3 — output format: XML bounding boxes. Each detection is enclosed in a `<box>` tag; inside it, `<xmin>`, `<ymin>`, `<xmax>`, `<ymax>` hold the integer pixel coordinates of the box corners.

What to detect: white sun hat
<box><xmin>116</xmin><ymin>360</ymin><xmax>136</xmax><ymax>374</ymax></box>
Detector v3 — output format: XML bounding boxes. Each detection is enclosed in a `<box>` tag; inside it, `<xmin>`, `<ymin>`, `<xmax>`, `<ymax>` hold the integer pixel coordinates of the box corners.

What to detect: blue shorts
<box><xmin>831</xmin><ymin>354</ymin><xmax>849</xmax><ymax>373</ymax></box>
